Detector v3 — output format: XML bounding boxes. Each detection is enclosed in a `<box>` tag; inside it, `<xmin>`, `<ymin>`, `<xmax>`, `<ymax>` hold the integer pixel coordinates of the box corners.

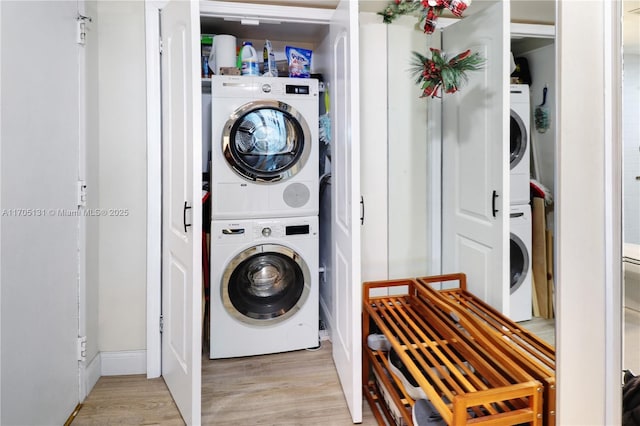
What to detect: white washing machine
<box><xmin>210</xmin><ymin>215</ymin><xmax>319</xmax><ymax>359</ymax></box>
<box><xmin>510</xmin><ymin>84</ymin><xmax>531</xmax><ymax>205</ymax></box>
<box><xmin>510</xmin><ymin>204</ymin><xmax>533</xmax><ymax>322</ymax></box>
<box><xmin>210</xmin><ymin>75</ymin><xmax>319</xmax><ymax>220</ymax></box>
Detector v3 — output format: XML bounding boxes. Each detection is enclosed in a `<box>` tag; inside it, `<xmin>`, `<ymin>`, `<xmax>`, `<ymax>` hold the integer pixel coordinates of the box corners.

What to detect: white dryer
<box><xmin>510</xmin><ymin>204</ymin><xmax>533</xmax><ymax>322</ymax></box>
<box><xmin>210</xmin><ymin>75</ymin><xmax>319</xmax><ymax>219</ymax></box>
<box><xmin>210</xmin><ymin>216</ymin><xmax>319</xmax><ymax>359</ymax></box>
<box><xmin>510</xmin><ymin>84</ymin><xmax>531</xmax><ymax>205</ymax></box>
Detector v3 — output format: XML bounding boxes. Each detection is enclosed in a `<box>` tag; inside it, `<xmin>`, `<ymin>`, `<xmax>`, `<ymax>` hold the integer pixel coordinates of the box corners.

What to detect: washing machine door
<box><xmin>510</xmin><ymin>232</ymin><xmax>530</xmax><ymax>294</ymax></box>
<box><xmin>222</xmin><ymin>100</ymin><xmax>311</xmax><ymax>183</ymax></box>
<box><xmin>510</xmin><ymin>109</ymin><xmax>528</xmax><ymax>170</ymax></box>
<box><xmin>221</xmin><ymin>243</ymin><xmax>311</xmax><ymax>325</ymax></box>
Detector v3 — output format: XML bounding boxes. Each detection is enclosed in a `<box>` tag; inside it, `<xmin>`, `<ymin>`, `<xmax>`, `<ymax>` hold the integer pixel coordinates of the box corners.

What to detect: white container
<box><xmin>208</xmin><ymin>34</ymin><xmax>237</xmax><ymax>75</ymax></box>
<box><xmin>240</xmin><ymin>42</ymin><xmax>259</xmax><ymax>76</ymax></box>
<box><xmin>263</xmin><ymin>40</ymin><xmax>277</xmax><ymax>77</ymax></box>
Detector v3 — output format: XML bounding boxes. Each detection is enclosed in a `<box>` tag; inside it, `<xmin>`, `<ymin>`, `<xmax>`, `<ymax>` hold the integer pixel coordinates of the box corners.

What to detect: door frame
<box><xmin>0</xmin><ymin>2</ymin><xmax>4</xmax><ymax>419</ymax></box>
<box><xmin>143</xmin><ymin>0</ymin><xmax>337</xmax><ymax>381</ymax></box>
<box><xmin>77</xmin><ymin>0</ymin><xmax>89</xmax><ymax>401</ymax></box>
<box><xmin>555</xmin><ymin>1</ymin><xmax>622</xmax><ymax>424</ymax></box>
<box><xmin>145</xmin><ymin>0</ymin><xmax>166</xmax><ymax>379</ymax></box>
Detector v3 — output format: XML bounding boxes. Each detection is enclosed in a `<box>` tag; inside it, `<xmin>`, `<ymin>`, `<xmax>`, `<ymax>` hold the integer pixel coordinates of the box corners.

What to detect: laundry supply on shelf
<box><xmin>208</xmin><ymin>34</ymin><xmax>237</xmax><ymax>75</ymax></box>
<box><xmin>263</xmin><ymin>40</ymin><xmax>277</xmax><ymax>77</ymax></box>
<box><xmin>286</xmin><ymin>46</ymin><xmax>312</xmax><ymax>78</ymax></box>
<box><xmin>239</xmin><ymin>41</ymin><xmax>259</xmax><ymax>76</ymax></box>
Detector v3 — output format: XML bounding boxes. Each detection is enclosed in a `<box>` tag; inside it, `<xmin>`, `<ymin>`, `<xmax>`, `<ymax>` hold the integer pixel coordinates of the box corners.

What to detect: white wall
<box><xmin>97</xmin><ymin>1</ymin><xmax>147</xmax><ymax>354</ymax></box>
<box><xmin>387</xmin><ymin>15</ymin><xmax>430</xmax><ymax>280</ymax></box>
<box><xmin>359</xmin><ymin>13</ymin><xmax>431</xmax><ymax>284</ymax></box>
<box><xmin>519</xmin><ymin>43</ymin><xmax>556</xmax><ymax>229</ymax></box>
<box><xmin>359</xmin><ymin>12</ymin><xmax>389</xmax><ymax>283</ymax></box>
<box><xmin>623</xmin><ymin>54</ymin><xmax>640</xmax><ymax>245</ymax></box>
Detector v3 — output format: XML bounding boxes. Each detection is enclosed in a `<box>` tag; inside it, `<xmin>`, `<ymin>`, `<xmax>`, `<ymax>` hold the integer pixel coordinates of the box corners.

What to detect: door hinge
<box><xmin>76</xmin><ymin>14</ymin><xmax>91</xmax><ymax>45</ymax></box>
<box><xmin>77</xmin><ymin>180</ymin><xmax>87</xmax><ymax>207</ymax></box>
<box><xmin>159</xmin><ymin>315</ymin><xmax>164</xmax><ymax>334</ymax></box>
<box><xmin>77</xmin><ymin>20</ymin><xmax>86</xmax><ymax>45</ymax></box>
<box><xmin>159</xmin><ymin>39</ymin><xmax>164</xmax><ymax>54</ymax></box>
<box><xmin>77</xmin><ymin>336</ymin><xmax>87</xmax><ymax>361</ymax></box>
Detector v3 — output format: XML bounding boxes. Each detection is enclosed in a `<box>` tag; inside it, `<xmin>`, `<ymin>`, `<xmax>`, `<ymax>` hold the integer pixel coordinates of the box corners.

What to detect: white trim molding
<box><xmin>145</xmin><ymin>0</ymin><xmax>165</xmax><ymax>379</ymax></box>
<box><xmin>555</xmin><ymin>0</ymin><xmax>623</xmax><ymax>424</ymax></box>
<box><xmin>83</xmin><ymin>353</ymin><xmax>102</xmax><ymax>399</ymax></box>
<box><xmin>603</xmin><ymin>0</ymin><xmax>623</xmax><ymax>424</ymax></box>
<box><xmin>199</xmin><ymin>0</ymin><xmax>333</xmax><ymax>23</ymax></box>
<box><xmin>0</xmin><ymin>0</ymin><xmax>3</xmax><ymax>420</ymax></box>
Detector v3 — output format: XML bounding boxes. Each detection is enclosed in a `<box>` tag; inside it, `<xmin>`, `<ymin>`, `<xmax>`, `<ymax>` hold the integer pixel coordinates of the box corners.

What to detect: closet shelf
<box><xmin>362</xmin><ymin>274</ymin><xmax>556</xmax><ymax>426</ymax></box>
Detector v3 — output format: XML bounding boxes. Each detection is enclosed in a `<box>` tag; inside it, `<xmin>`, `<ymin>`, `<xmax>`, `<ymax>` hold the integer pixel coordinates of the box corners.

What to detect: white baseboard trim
<box><xmin>101</xmin><ymin>350</ymin><xmax>147</xmax><ymax>376</ymax></box>
<box><xmin>84</xmin><ymin>353</ymin><xmax>102</xmax><ymax>397</ymax></box>
<box><xmin>319</xmin><ymin>296</ymin><xmax>333</xmax><ymax>342</ymax></box>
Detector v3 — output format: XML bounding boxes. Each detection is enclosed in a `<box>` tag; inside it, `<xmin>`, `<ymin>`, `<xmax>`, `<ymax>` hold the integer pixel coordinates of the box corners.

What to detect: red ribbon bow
<box><xmin>421</xmin><ymin>0</ymin><xmax>469</xmax><ymax>33</ymax></box>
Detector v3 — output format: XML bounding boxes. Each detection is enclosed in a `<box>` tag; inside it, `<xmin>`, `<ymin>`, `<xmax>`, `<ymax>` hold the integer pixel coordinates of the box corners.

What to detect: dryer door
<box><xmin>510</xmin><ymin>232</ymin><xmax>530</xmax><ymax>294</ymax></box>
<box><xmin>222</xmin><ymin>100</ymin><xmax>311</xmax><ymax>183</ymax></box>
<box><xmin>222</xmin><ymin>244</ymin><xmax>311</xmax><ymax>325</ymax></box>
<box><xmin>510</xmin><ymin>109</ymin><xmax>528</xmax><ymax>170</ymax></box>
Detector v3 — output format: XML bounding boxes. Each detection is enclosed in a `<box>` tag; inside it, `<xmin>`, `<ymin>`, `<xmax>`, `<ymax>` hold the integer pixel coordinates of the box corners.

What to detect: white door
<box><xmin>1</xmin><ymin>1</ymin><xmax>81</xmax><ymax>423</ymax></box>
<box><xmin>441</xmin><ymin>1</ymin><xmax>510</xmax><ymax>314</ymax></box>
<box><xmin>160</xmin><ymin>1</ymin><xmax>202</xmax><ymax>424</ymax></box>
<box><xmin>329</xmin><ymin>0</ymin><xmax>362</xmax><ymax>422</ymax></box>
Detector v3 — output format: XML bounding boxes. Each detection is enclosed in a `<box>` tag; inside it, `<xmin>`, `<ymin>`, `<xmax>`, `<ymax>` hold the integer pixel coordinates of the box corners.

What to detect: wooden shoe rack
<box><xmin>363</xmin><ymin>274</ymin><xmax>555</xmax><ymax>425</ymax></box>
<box><xmin>416</xmin><ymin>274</ymin><xmax>556</xmax><ymax>425</ymax></box>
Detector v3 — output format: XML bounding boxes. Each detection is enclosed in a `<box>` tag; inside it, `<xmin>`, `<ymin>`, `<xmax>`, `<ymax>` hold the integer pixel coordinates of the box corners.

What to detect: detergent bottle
<box><xmin>239</xmin><ymin>42</ymin><xmax>259</xmax><ymax>76</ymax></box>
<box><xmin>263</xmin><ymin>40</ymin><xmax>277</xmax><ymax>77</ymax></box>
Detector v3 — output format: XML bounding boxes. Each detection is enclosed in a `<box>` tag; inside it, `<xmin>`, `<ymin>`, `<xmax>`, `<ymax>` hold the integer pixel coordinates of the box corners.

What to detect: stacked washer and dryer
<box><xmin>209</xmin><ymin>75</ymin><xmax>320</xmax><ymax>359</ymax></box>
<box><xmin>509</xmin><ymin>84</ymin><xmax>533</xmax><ymax>322</ymax></box>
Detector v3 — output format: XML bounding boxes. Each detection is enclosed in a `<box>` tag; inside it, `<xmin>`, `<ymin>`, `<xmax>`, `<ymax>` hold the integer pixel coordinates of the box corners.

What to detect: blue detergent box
<box><xmin>285</xmin><ymin>46</ymin><xmax>312</xmax><ymax>78</ymax></box>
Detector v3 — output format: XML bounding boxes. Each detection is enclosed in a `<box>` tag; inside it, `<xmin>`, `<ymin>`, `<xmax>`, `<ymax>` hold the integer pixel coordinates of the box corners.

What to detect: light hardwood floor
<box><xmin>201</xmin><ymin>341</ymin><xmax>377</xmax><ymax>425</ymax></box>
<box><xmin>520</xmin><ymin>315</ymin><xmax>556</xmax><ymax>346</ymax></box>
<box><xmin>74</xmin><ymin>341</ymin><xmax>377</xmax><ymax>425</ymax></box>
<box><xmin>72</xmin><ymin>375</ymin><xmax>184</xmax><ymax>425</ymax></box>
<box><xmin>73</xmin><ymin>319</ymin><xmax>555</xmax><ymax>425</ymax></box>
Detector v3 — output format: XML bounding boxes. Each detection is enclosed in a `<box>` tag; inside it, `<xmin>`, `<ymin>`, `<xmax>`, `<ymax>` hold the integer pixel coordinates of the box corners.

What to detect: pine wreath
<box><xmin>378</xmin><ymin>0</ymin><xmax>471</xmax><ymax>34</ymax></box>
<box><xmin>410</xmin><ymin>48</ymin><xmax>485</xmax><ymax>98</ymax></box>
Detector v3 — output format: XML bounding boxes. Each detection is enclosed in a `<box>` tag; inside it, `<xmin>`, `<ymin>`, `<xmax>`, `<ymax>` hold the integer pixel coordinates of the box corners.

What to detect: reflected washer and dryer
<box><xmin>209</xmin><ymin>216</ymin><xmax>319</xmax><ymax>359</ymax></box>
<box><xmin>510</xmin><ymin>84</ymin><xmax>531</xmax><ymax>205</ymax></box>
<box><xmin>510</xmin><ymin>204</ymin><xmax>533</xmax><ymax>322</ymax></box>
<box><xmin>210</xmin><ymin>75</ymin><xmax>319</xmax><ymax>220</ymax></box>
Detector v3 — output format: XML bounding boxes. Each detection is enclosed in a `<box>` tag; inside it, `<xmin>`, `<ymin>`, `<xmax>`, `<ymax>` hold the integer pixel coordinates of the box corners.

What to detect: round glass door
<box><xmin>221</xmin><ymin>244</ymin><xmax>311</xmax><ymax>325</ymax></box>
<box><xmin>510</xmin><ymin>232</ymin><xmax>529</xmax><ymax>294</ymax></box>
<box><xmin>222</xmin><ymin>100</ymin><xmax>311</xmax><ymax>183</ymax></box>
<box><xmin>510</xmin><ymin>109</ymin><xmax>528</xmax><ymax>170</ymax></box>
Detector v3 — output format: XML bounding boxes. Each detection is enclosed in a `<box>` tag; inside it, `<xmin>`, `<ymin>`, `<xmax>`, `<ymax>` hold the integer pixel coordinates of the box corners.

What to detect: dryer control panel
<box><xmin>211</xmin><ymin>75</ymin><xmax>318</xmax><ymax>100</ymax></box>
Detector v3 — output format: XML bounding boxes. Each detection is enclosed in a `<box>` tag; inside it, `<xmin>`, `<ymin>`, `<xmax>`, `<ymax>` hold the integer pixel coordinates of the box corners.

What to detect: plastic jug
<box><xmin>239</xmin><ymin>42</ymin><xmax>259</xmax><ymax>76</ymax></box>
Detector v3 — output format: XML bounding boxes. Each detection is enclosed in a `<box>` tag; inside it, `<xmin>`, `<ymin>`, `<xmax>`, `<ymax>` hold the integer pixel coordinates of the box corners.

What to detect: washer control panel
<box><xmin>253</xmin><ymin>221</ymin><xmax>312</xmax><ymax>239</ymax></box>
<box><xmin>215</xmin><ymin>218</ymin><xmax>316</xmax><ymax>241</ymax></box>
<box><xmin>254</xmin><ymin>224</ymin><xmax>284</xmax><ymax>239</ymax></box>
